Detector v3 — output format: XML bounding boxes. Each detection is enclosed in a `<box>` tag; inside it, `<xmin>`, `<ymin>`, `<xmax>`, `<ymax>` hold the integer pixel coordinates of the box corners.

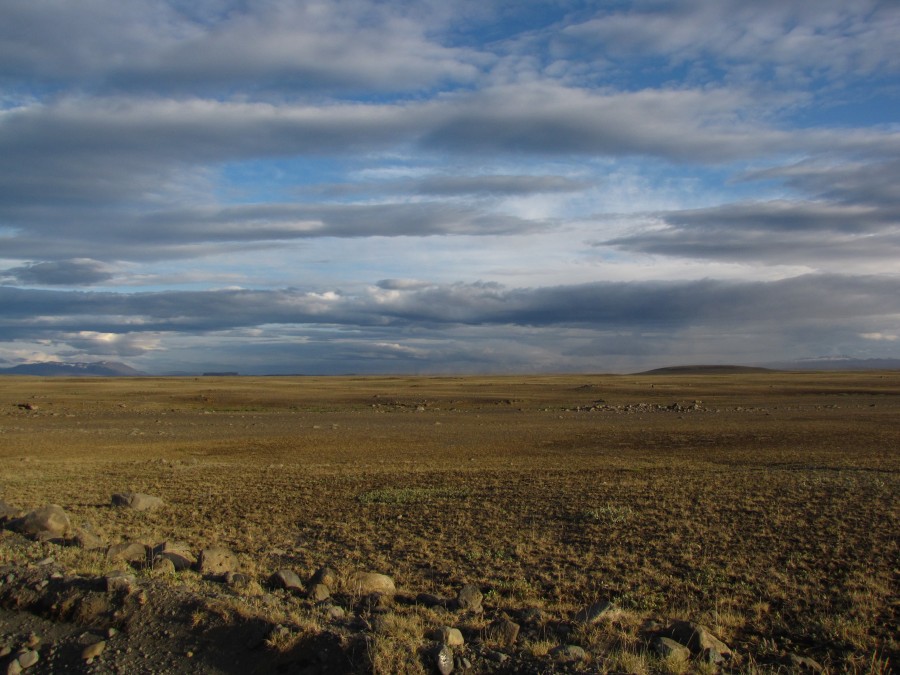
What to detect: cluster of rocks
<box><xmin>563</xmin><ymin>400</ymin><xmax>709</xmax><ymax>414</ymax></box>
<box><xmin>0</xmin><ymin>497</ymin><xmax>827</xmax><ymax>674</ymax></box>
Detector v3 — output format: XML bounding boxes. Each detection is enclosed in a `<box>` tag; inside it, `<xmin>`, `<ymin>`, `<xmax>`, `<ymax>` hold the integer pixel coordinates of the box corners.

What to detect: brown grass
<box><xmin>1</xmin><ymin>371</ymin><xmax>898</xmax><ymax>672</ymax></box>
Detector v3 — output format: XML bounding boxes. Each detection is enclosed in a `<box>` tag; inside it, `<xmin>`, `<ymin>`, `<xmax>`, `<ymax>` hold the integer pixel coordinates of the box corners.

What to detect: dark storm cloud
<box><xmin>1</xmin><ymin>259</ymin><xmax>113</xmax><ymax>286</ymax></box>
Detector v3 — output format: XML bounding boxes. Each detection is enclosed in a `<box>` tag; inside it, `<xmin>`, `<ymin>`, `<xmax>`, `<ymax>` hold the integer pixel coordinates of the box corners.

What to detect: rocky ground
<box><xmin>0</xmin><ymin>373</ymin><xmax>897</xmax><ymax>673</ymax></box>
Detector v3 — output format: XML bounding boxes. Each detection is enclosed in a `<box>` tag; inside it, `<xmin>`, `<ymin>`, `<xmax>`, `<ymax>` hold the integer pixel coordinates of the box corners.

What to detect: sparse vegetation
<box><xmin>0</xmin><ymin>372</ymin><xmax>897</xmax><ymax>673</ymax></box>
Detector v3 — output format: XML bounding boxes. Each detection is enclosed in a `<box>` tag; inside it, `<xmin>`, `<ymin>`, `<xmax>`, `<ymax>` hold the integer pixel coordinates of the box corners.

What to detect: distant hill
<box><xmin>637</xmin><ymin>365</ymin><xmax>776</xmax><ymax>375</ymax></box>
<box><xmin>773</xmin><ymin>357</ymin><xmax>900</xmax><ymax>371</ymax></box>
<box><xmin>0</xmin><ymin>361</ymin><xmax>147</xmax><ymax>377</ymax></box>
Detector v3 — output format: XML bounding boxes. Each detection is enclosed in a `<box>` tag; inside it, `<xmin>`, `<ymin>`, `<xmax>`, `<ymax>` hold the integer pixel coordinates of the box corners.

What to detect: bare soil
<box><xmin>0</xmin><ymin>372</ymin><xmax>897</xmax><ymax>673</ymax></box>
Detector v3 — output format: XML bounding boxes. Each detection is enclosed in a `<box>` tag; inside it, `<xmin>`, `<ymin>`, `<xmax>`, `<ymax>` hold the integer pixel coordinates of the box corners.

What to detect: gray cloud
<box><xmin>1</xmin><ymin>259</ymin><xmax>113</xmax><ymax>286</ymax></box>
<box><xmin>3</xmin><ymin>274</ymin><xmax>898</xmax><ymax>372</ymax></box>
<box><xmin>0</xmin><ymin>0</ymin><xmax>482</xmax><ymax>96</ymax></box>
<box><xmin>2</xmin><ymin>274</ymin><xmax>897</xmax><ymax>334</ymax></box>
<box><xmin>561</xmin><ymin>0</ymin><xmax>900</xmax><ymax>82</ymax></box>
<box><xmin>603</xmin><ymin>157</ymin><xmax>900</xmax><ymax>266</ymax></box>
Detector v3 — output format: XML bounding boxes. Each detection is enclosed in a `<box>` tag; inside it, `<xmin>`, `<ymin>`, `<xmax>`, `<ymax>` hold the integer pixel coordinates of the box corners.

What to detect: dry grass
<box><xmin>1</xmin><ymin>372</ymin><xmax>898</xmax><ymax>672</ymax></box>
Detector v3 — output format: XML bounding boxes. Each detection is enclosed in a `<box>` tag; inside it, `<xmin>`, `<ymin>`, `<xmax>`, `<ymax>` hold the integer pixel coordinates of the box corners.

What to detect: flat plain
<box><xmin>0</xmin><ymin>372</ymin><xmax>897</xmax><ymax>673</ymax></box>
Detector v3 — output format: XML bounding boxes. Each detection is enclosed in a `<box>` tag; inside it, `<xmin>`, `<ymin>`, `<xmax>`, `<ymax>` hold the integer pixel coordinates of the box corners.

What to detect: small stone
<box><xmin>455</xmin><ymin>584</ymin><xmax>482</xmax><ymax>612</ymax></box>
<box><xmin>345</xmin><ymin>571</ymin><xmax>395</xmax><ymax>596</ymax></box>
<box><xmin>198</xmin><ymin>546</ymin><xmax>239</xmax><ymax>576</ymax></box>
<box><xmin>436</xmin><ymin>626</ymin><xmax>465</xmax><ymax>647</ymax></box>
<box><xmin>550</xmin><ymin>644</ymin><xmax>587</xmax><ymax>663</ymax></box>
<box><xmin>308</xmin><ymin>582</ymin><xmax>331</xmax><ymax>602</ymax></box>
<box><xmin>16</xmin><ymin>650</ymin><xmax>38</xmax><ymax>669</ymax></box>
<box><xmin>489</xmin><ymin>618</ymin><xmax>520</xmax><ymax>648</ymax></box>
<box><xmin>7</xmin><ymin>659</ymin><xmax>23</xmax><ymax>675</ymax></box>
<box><xmin>575</xmin><ymin>600</ymin><xmax>622</xmax><ymax>624</ymax></box>
<box><xmin>81</xmin><ymin>641</ymin><xmax>106</xmax><ymax>660</ymax></box>
<box><xmin>435</xmin><ymin>645</ymin><xmax>454</xmax><ymax>675</ymax></box>
<box><xmin>24</xmin><ymin>634</ymin><xmax>40</xmax><ymax>649</ymax></box>
<box><xmin>271</xmin><ymin>569</ymin><xmax>304</xmax><ymax>591</ymax></box>
<box><xmin>0</xmin><ymin>646</ymin><xmax>10</xmax><ymax>658</ymax></box>
<box><xmin>226</xmin><ymin>572</ymin><xmax>250</xmax><ymax>588</ymax></box>
<box><xmin>653</xmin><ymin>637</ymin><xmax>691</xmax><ymax>661</ymax></box>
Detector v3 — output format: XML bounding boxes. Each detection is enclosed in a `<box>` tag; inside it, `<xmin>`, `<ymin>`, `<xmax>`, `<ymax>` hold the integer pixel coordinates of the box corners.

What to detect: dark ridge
<box><xmin>636</xmin><ymin>364</ymin><xmax>776</xmax><ymax>375</ymax></box>
<box><xmin>0</xmin><ymin>361</ymin><xmax>147</xmax><ymax>377</ymax></box>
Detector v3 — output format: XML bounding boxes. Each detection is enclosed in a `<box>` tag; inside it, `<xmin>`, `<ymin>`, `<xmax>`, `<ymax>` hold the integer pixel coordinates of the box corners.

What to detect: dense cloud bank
<box><xmin>1</xmin><ymin>0</ymin><xmax>899</xmax><ymax>371</ymax></box>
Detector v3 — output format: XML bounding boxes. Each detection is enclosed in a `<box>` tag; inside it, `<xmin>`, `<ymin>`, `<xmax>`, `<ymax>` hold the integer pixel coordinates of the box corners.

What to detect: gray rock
<box><xmin>153</xmin><ymin>542</ymin><xmax>196</xmax><ymax>570</ymax></box>
<box><xmin>73</xmin><ymin>528</ymin><xmax>104</xmax><ymax>550</ymax></box>
<box><xmin>14</xmin><ymin>505</ymin><xmax>71</xmax><ymax>538</ymax></box>
<box><xmin>435</xmin><ymin>626</ymin><xmax>465</xmax><ymax>647</ymax></box>
<box><xmin>199</xmin><ymin>546</ymin><xmax>239</xmax><ymax>576</ymax></box>
<box><xmin>151</xmin><ymin>556</ymin><xmax>176</xmax><ymax>574</ymax></box>
<box><xmin>653</xmin><ymin>636</ymin><xmax>691</xmax><ymax>661</ymax></box>
<box><xmin>435</xmin><ymin>645</ymin><xmax>454</xmax><ymax>675</ymax></box>
<box><xmin>81</xmin><ymin>641</ymin><xmax>106</xmax><ymax>660</ymax></box>
<box><xmin>106</xmin><ymin>541</ymin><xmax>148</xmax><ymax>565</ymax></box>
<box><xmin>308</xmin><ymin>583</ymin><xmax>331</xmax><ymax>602</ymax></box>
<box><xmin>271</xmin><ymin>569</ymin><xmax>304</xmax><ymax>592</ymax></box>
<box><xmin>489</xmin><ymin>618</ymin><xmax>520</xmax><ymax>648</ymax></box>
<box><xmin>667</xmin><ymin>621</ymin><xmax>732</xmax><ymax>662</ymax></box>
<box><xmin>324</xmin><ymin>605</ymin><xmax>346</xmax><ymax>621</ymax></box>
<box><xmin>575</xmin><ymin>600</ymin><xmax>622</xmax><ymax>624</ymax></box>
<box><xmin>456</xmin><ymin>584</ymin><xmax>482</xmax><ymax>612</ymax></box>
<box><xmin>550</xmin><ymin>644</ymin><xmax>587</xmax><ymax>663</ymax></box>
<box><xmin>111</xmin><ymin>492</ymin><xmax>165</xmax><ymax>512</ymax></box>
<box><xmin>309</xmin><ymin>566</ymin><xmax>338</xmax><ymax>588</ymax></box>
<box><xmin>345</xmin><ymin>571</ymin><xmax>395</xmax><ymax>596</ymax></box>
<box><xmin>16</xmin><ymin>649</ymin><xmax>38</xmax><ymax>670</ymax></box>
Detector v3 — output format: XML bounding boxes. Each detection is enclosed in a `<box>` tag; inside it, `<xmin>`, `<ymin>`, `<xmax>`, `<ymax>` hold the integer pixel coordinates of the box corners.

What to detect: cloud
<box><xmin>0</xmin><ymin>0</ymin><xmax>482</xmax><ymax>95</ymax></box>
<box><xmin>1</xmin><ymin>259</ymin><xmax>113</xmax><ymax>285</ymax></box>
<box><xmin>561</xmin><ymin>0</ymin><xmax>900</xmax><ymax>82</ymax></box>
<box><xmin>602</xmin><ymin>156</ymin><xmax>900</xmax><ymax>267</ymax></box>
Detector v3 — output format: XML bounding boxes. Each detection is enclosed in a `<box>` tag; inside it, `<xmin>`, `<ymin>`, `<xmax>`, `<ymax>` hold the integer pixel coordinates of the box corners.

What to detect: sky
<box><xmin>1</xmin><ymin>0</ymin><xmax>899</xmax><ymax>375</ymax></box>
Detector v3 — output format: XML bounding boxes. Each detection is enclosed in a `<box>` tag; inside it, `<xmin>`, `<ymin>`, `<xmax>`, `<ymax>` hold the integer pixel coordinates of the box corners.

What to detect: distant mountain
<box><xmin>0</xmin><ymin>361</ymin><xmax>147</xmax><ymax>376</ymax></box>
<box><xmin>637</xmin><ymin>364</ymin><xmax>776</xmax><ymax>375</ymax></box>
<box><xmin>773</xmin><ymin>357</ymin><xmax>900</xmax><ymax>371</ymax></box>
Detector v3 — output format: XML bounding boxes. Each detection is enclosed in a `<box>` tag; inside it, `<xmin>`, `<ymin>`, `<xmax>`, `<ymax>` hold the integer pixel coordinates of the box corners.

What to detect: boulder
<box><xmin>435</xmin><ymin>626</ymin><xmax>465</xmax><ymax>647</ymax></box>
<box><xmin>653</xmin><ymin>636</ymin><xmax>691</xmax><ymax>661</ymax></box>
<box><xmin>575</xmin><ymin>600</ymin><xmax>622</xmax><ymax>624</ymax></box>
<box><xmin>73</xmin><ymin>528</ymin><xmax>104</xmax><ymax>551</ymax></box>
<box><xmin>488</xmin><ymin>618</ymin><xmax>520</xmax><ymax>648</ymax></box>
<box><xmin>106</xmin><ymin>541</ymin><xmax>148</xmax><ymax>566</ymax></box>
<box><xmin>271</xmin><ymin>569</ymin><xmax>304</xmax><ymax>592</ymax></box>
<box><xmin>309</xmin><ymin>566</ymin><xmax>338</xmax><ymax>588</ymax></box>
<box><xmin>198</xmin><ymin>546</ymin><xmax>239</xmax><ymax>576</ymax></box>
<box><xmin>14</xmin><ymin>505</ymin><xmax>72</xmax><ymax>539</ymax></box>
<box><xmin>435</xmin><ymin>645</ymin><xmax>454</xmax><ymax>675</ymax></box>
<box><xmin>308</xmin><ymin>583</ymin><xmax>331</xmax><ymax>602</ymax></box>
<box><xmin>455</xmin><ymin>584</ymin><xmax>483</xmax><ymax>612</ymax></box>
<box><xmin>345</xmin><ymin>571</ymin><xmax>395</xmax><ymax>596</ymax></box>
<box><xmin>111</xmin><ymin>492</ymin><xmax>164</xmax><ymax>512</ymax></box>
<box><xmin>152</xmin><ymin>542</ymin><xmax>195</xmax><ymax>571</ymax></box>
<box><xmin>667</xmin><ymin>621</ymin><xmax>732</xmax><ymax>663</ymax></box>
